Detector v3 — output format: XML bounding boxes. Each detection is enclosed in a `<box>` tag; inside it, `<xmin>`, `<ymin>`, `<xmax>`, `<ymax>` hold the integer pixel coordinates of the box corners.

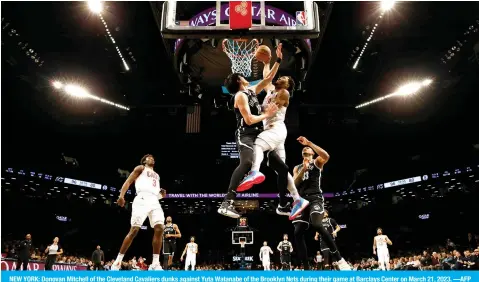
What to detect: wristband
<box><xmin>276</xmin><ymin>58</ymin><xmax>282</xmax><ymax>64</ymax></box>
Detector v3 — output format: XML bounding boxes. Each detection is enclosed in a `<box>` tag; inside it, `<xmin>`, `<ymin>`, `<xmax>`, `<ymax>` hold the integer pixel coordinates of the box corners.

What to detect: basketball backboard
<box><xmin>155</xmin><ymin>1</ymin><xmax>320</xmax><ymax>39</ymax></box>
<box><xmin>232</xmin><ymin>231</ymin><xmax>254</xmax><ymax>245</ymax></box>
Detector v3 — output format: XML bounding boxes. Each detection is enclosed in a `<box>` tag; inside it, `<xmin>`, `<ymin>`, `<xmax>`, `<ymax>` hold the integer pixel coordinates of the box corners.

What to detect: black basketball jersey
<box><xmin>234</xmin><ymin>89</ymin><xmax>263</xmax><ymax>129</ymax></box>
<box><xmin>321</xmin><ymin>218</ymin><xmax>337</xmax><ymax>235</ymax></box>
<box><xmin>296</xmin><ymin>163</ymin><xmax>323</xmax><ymax>196</ymax></box>
<box><xmin>164</xmin><ymin>224</ymin><xmax>176</xmax><ymax>242</ymax></box>
<box><xmin>280</xmin><ymin>241</ymin><xmax>292</xmax><ymax>255</ymax></box>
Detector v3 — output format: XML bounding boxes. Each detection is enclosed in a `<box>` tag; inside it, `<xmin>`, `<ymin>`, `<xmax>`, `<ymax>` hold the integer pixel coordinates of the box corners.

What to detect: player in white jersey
<box><xmin>259</xmin><ymin>241</ymin><xmax>273</xmax><ymax>270</ymax></box>
<box><xmin>236</xmin><ymin>51</ymin><xmax>309</xmax><ymax>220</ymax></box>
<box><xmin>181</xmin><ymin>236</ymin><xmax>198</xmax><ymax>270</ymax></box>
<box><xmin>111</xmin><ymin>154</ymin><xmax>166</xmax><ymax>271</ymax></box>
<box><xmin>373</xmin><ymin>228</ymin><xmax>393</xmax><ymax>270</ymax></box>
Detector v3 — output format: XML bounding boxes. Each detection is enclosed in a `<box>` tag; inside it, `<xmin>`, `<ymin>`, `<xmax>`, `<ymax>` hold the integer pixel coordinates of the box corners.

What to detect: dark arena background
<box><xmin>2</xmin><ymin>0</ymin><xmax>479</xmax><ymax>272</ymax></box>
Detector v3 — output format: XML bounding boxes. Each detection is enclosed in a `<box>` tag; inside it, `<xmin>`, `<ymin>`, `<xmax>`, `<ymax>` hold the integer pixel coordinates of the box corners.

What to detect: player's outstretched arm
<box><xmin>262</xmin><ymin>62</ymin><xmax>275</xmax><ymax>93</ymax></box>
<box><xmin>252</xmin><ymin>44</ymin><xmax>283</xmax><ymax>95</ymax></box>
<box><xmin>117</xmin><ymin>165</ymin><xmax>144</xmax><ymax>207</ymax></box>
<box><xmin>269</xmin><ymin>247</ymin><xmax>273</xmax><ymax>254</ymax></box>
<box><xmin>297</xmin><ymin>136</ymin><xmax>330</xmax><ymax>169</ymax></box>
<box><xmin>235</xmin><ymin>92</ymin><xmax>277</xmax><ymax>125</ymax></box>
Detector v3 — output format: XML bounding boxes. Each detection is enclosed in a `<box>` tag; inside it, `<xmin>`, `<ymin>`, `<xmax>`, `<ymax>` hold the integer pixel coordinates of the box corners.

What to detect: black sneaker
<box><xmin>276</xmin><ymin>202</ymin><xmax>292</xmax><ymax>216</ymax></box>
<box><xmin>217</xmin><ymin>200</ymin><xmax>241</xmax><ymax>218</ymax></box>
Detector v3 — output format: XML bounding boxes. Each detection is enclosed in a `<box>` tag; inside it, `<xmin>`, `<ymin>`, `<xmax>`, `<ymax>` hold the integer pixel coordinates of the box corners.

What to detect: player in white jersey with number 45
<box><xmin>373</xmin><ymin>227</ymin><xmax>393</xmax><ymax>270</ymax></box>
<box><xmin>111</xmin><ymin>154</ymin><xmax>166</xmax><ymax>271</ymax></box>
<box><xmin>181</xmin><ymin>236</ymin><xmax>198</xmax><ymax>270</ymax></box>
<box><xmin>259</xmin><ymin>241</ymin><xmax>273</xmax><ymax>270</ymax></box>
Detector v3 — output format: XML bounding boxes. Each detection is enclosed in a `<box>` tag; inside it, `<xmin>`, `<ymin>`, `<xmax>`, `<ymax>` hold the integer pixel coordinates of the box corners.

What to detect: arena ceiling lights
<box><xmin>86</xmin><ymin>1</ymin><xmax>130</xmax><ymax>72</ymax></box>
<box><xmin>355</xmin><ymin>78</ymin><xmax>433</xmax><ymax>109</ymax></box>
<box><xmin>352</xmin><ymin>0</ymin><xmax>396</xmax><ymax>70</ymax></box>
<box><xmin>51</xmin><ymin>80</ymin><xmax>130</xmax><ymax>111</ymax></box>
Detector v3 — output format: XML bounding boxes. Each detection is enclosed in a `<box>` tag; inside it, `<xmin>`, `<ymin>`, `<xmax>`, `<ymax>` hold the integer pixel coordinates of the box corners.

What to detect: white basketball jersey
<box><xmin>135</xmin><ymin>166</ymin><xmax>160</xmax><ymax>197</ymax></box>
<box><xmin>316</xmin><ymin>255</ymin><xmax>322</xmax><ymax>262</ymax></box>
<box><xmin>263</xmin><ymin>90</ymin><xmax>286</xmax><ymax>127</ymax></box>
<box><xmin>375</xmin><ymin>235</ymin><xmax>388</xmax><ymax>249</ymax></box>
<box><xmin>187</xmin><ymin>243</ymin><xmax>197</xmax><ymax>256</ymax></box>
<box><xmin>260</xmin><ymin>246</ymin><xmax>271</xmax><ymax>260</ymax></box>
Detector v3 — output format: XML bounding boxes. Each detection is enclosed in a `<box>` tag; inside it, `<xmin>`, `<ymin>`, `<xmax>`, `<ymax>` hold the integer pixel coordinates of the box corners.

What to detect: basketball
<box><xmin>255</xmin><ymin>45</ymin><xmax>271</xmax><ymax>63</ymax></box>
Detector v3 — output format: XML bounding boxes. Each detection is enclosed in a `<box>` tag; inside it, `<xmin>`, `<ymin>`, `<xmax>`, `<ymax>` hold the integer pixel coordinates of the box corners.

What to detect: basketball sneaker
<box><xmin>336</xmin><ymin>258</ymin><xmax>352</xmax><ymax>270</ymax></box>
<box><xmin>110</xmin><ymin>261</ymin><xmax>121</xmax><ymax>271</ymax></box>
<box><xmin>218</xmin><ymin>200</ymin><xmax>241</xmax><ymax>218</ymax></box>
<box><xmin>237</xmin><ymin>171</ymin><xmax>265</xmax><ymax>192</ymax></box>
<box><xmin>276</xmin><ymin>202</ymin><xmax>292</xmax><ymax>216</ymax></box>
<box><xmin>148</xmin><ymin>263</ymin><xmax>163</xmax><ymax>271</ymax></box>
<box><xmin>289</xmin><ymin>197</ymin><xmax>309</xmax><ymax>220</ymax></box>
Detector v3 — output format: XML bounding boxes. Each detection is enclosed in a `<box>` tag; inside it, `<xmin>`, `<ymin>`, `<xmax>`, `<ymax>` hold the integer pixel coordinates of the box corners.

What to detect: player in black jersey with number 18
<box><xmin>291</xmin><ymin>136</ymin><xmax>351</xmax><ymax>270</ymax></box>
<box><xmin>163</xmin><ymin>216</ymin><xmax>181</xmax><ymax>270</ymax></box>
<box><xmin>314</xmin><ymin>210</ymin><xmax>341</xmax><ymax>270</ymax></box>
<box><xmin>218</xmin><ymin>45</ymin><xmax>283</xmax><ymax>219</ymax></box>
<box><xmin>276</xmin><ymin>234</ymin><xmax>293</xmax><ymax>270</ymax></box>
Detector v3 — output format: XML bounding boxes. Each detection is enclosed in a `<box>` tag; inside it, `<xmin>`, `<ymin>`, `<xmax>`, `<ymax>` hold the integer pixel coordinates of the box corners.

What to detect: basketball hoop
<box><xmin>222</xmin><ymin>38</ymin><xmax>259</xmax><ymax>78</ymax></box>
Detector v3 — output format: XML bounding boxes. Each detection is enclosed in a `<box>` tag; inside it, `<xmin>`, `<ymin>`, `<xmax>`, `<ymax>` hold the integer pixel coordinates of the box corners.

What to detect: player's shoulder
<box><xmin>133</xmin><ymin>165</ymin><xmax>145</xmax><ymax>172</ymax></box>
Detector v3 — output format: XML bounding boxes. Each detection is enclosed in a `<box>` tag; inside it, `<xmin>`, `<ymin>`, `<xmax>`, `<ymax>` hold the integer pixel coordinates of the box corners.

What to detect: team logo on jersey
<box><xmin>313</xmin><ymin>205</ymin><xmax>321</xmax><ymax>211</ymax></box>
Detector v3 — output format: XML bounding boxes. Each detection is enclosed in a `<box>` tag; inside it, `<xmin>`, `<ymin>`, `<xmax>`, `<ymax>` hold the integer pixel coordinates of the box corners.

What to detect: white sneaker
<box><xmin>148</xmin><ymin>263</ymin><xmax>163</xmax><ymax>270</ymax></box>
<box><xmin>336</xmin><ymin>258</ymin><xmax>351</xmax><ymax>270</ymax></box>
<box><xmin>110</xmin><ymin>261</ymin><xmax>121</xmax><ymax>271</ymax></box>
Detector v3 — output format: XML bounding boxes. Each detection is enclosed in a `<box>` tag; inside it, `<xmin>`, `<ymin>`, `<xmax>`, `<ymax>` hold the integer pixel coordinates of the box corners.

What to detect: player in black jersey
<box><xmin>162</xmin><ymin>216</ymin><xmax>181</xmax><ymax>270</ymax></box>
<box><xmin>276</xmin><ymin>234</ymin><xmax>293</xmax><ymax>270</ymax></box>
<box><xmin>291</xmin><ymin>136</ymin><xmax>351</xmax><ymax>270</ymax></box>
<box><xmin>314</xmin><ymin>210</ymin><xmax>341</xmax><ymax>269</ymax></box>
<box><xmin>218</xmin><ymin>45</ymin><xmax>283</xmax><ymax>219</ymax></box>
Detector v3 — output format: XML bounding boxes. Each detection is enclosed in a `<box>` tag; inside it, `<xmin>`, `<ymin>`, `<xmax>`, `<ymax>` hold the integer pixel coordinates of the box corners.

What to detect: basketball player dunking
<box><xmin>111</xmin><ymin>154</ymin><xmax>165</xmax><ymax>271</ymax></box>
<box><xmin>236</xmin><ymin>49</ymin><xmax>309</xmax><ymax>220</ymax></box>
<box><xmin>314</xmin><ymin>210</ymin><xmax>341</xmax><ymax>270</ymax></box>
<box><xmin>291</xmin><ymin>137</ymin><xmax>351</xmax><ymax>270</ymax></box>
<box><xmin>180</xmin><ymin>236</ymin><xmax>198</xmax><ymax>271</ymax></box>
<box><xmin>218</xmin><ymin>45</ymin><xmax>283</xmax><ymax>218</ymax></box>
<box><xmin>259</xmin><ymin>241</ymin><xmax>273</xmax><ymax>271</ymax></box>
<box><xmin>277</xmin><ymin>234</ymin><xmax>293</xmax><ymax>270</ymax></box>
<box><xmin>163</xmin><ymin>216</ymin><xmax>181</xmax><ymax>270</ymax></box>
<box><xmin>373</xmin><ymin>228</ymin><xmax>393</xmax><ymax>270</ymax></box>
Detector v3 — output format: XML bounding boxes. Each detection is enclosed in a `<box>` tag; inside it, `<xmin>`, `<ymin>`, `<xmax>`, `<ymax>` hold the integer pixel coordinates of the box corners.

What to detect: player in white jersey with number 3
<box><xmin>181</xmin><ymin>236</ymin><xmax>198</xmax><ymax>270</ymax></box>
<box><xmin>111</xmin><ymin>154</ymin><xmax>166</xmax><ymax>271</ymax></box>
<box><xmin>259</xmin><ymin>241</ymin><xmax>273</xmax><ymax>270</ymax></box>
<box><xmin>373</xmin><ymin>228</ymin><xmax>393</xmax><ymax>270</ymax></box>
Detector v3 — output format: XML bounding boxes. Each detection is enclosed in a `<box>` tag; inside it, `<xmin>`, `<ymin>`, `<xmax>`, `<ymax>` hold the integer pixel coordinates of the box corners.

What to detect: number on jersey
<box><xmin>152</xmin><ymin>179</ymin><xmax>157</xmax><ymax>187</ymax></box>
<box><xmin>302</xmin><ymin>171</ymin><xmax>309</xmax><ymax>181</ymax></box>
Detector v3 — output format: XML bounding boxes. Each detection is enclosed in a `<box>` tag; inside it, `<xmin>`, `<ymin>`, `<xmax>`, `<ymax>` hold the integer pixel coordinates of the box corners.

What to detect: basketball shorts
<box><xmin>185</xmin><ymin>255</ymin><xmax>196</xmax><ymax>268</ymax></box>
<box><xmin>377</xmin><ymin>248</ymin><xmax>390</xmax><ymax>264</ymax></box>
<box><xmin>130</xmin><ymin>194</ymin><xmax>164</xmax><ymax>228</ymax></box>
<box><xmin>256</xmin><ymin>123</ymin><xmax>287</xmax><ymax>151</ymax></box>
<box><xmin>291</xmin><ymin>195</ymin><xmax>325</xmax><ymax>227</ymax></box>
<box><xmin>262</xmin><ymin>257</ymin><xmax>270</xmax><ymax>267</ymax></box>
<box><xmin>163</xmin><ymin>240</ymin><xmax>176</xmax><ymax>255</ymax></box>
<box><xmin>281</xmin><ymin>254</ymin><xmax>291</xmax><ymax>264</ymax></box>
<box><xmin>235</xmin><ymin>127</ymin><xmax>262</xmax><ymax>152</ymax></box>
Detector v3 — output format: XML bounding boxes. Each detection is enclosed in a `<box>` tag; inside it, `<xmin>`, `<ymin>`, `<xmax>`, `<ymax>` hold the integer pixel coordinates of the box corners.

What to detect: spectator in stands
<box><xmin>467</xmin><ymin>233</ymin><xmax>476</xmax><ymax>250</ymax></box>
<box><xmin>16</xmin><ymin>234</ymin><xmax>33</xmax><ymax>271</ymax></box>
<box><xmin>91</xmin><ymin>245</ymin><xmax>104</xmax><ymax>270</ymax></box>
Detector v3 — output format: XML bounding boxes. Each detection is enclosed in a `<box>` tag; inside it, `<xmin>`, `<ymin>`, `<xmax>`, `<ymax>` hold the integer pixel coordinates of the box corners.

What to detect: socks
<box><xmin>251</xmin><ymin>145</ymin><xmax>264</xmax><ymax>172</ymax></box>
<box><xmin>287</xmin><ymin>174</ymin><xmax>300</xmax><ymax>201</ymax></box>
<box><xmin>152</xmin><ymin>254</ymin><xmax>160</xmax><ymax>265</ymax></box>
<box><xmin>116</xmin><ymin>253</ymin><xmax>124</xmax><ymax>263</ymax></box>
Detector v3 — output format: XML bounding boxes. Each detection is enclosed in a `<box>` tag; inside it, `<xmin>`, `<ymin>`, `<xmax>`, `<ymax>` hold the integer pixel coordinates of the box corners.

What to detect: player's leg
<box><xmin>162</xmin><ymin>242</ymin><xmax>171</xmax><ymax>269</ymax></box>
<box><xmin>309</xmin><ymin>201</ymin><xmax>350</xmax><ymax>270</ymax></box>
<box><xmin>219</xmin><ymin>132</ymin><xmax>255</xmax><ymax>218</ymax></box>
<box><xmin>148</xmin><ymin>206</ymin><xmax>165</xmax><ymax>270</ymax></box>
<box><xmin>385</xmin><ymin>251</ymin><xmax>391</xmax><ymax>270</ymax></box>
<box><xmin>185</xmin><ymin>256</ymin><xmax>190</xmax><ymax>271</ymax></box>
<box><xmin>237</xmin><ymin>138</ymin><xmax>273</xmax><ymax>191</ymax></box>
<box><xmin>293</xmin><ymin>218</ymin><xmax>310</xmax><ymax>270</ymax></box>
<box><xmin>191</xmin><ymin>257</ymin><xmax>196</xmax><ymax>271</ymax></box>
<box><xmin>111</xmin><ymin>198</ymin><xmax>147</xmax><ymax>270</ymax></box>
<box><xmin>267</xmin><ymin>149</ymin><xmax>289</xmax><ymax>214</ymax></box>
<box><xmin>168</xmin><ymin>244</ymin><xmax>175</xmax><ymax>267</ymax></box>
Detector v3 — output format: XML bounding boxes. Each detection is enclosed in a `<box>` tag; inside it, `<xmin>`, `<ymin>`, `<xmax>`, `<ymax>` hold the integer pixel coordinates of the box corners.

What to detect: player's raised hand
<box><xmin>117</xmin><ymin>197</ymin><xmax>126</xmax><ymax>207</ymax></box>
<box><xmin>276</xmin><ymin>43</ymin><xmax>283</xmax><ymax>59</ymax></box>
<box><xmin>264</xmin><ymin>103</ymin><xmax>278</xmax><ymax>117</ymax></box>
<box><xmin>297</xmin><ymin>136</ymin><xmax>310</xmax><ymax>146</ymax></box>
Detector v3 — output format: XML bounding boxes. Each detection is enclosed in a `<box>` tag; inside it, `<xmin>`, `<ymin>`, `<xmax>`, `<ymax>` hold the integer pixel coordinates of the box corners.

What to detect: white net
<box><xmin>222</xmin><ymin>39</ymin><xmax>259</xmax><ymax>78</ymax></box>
